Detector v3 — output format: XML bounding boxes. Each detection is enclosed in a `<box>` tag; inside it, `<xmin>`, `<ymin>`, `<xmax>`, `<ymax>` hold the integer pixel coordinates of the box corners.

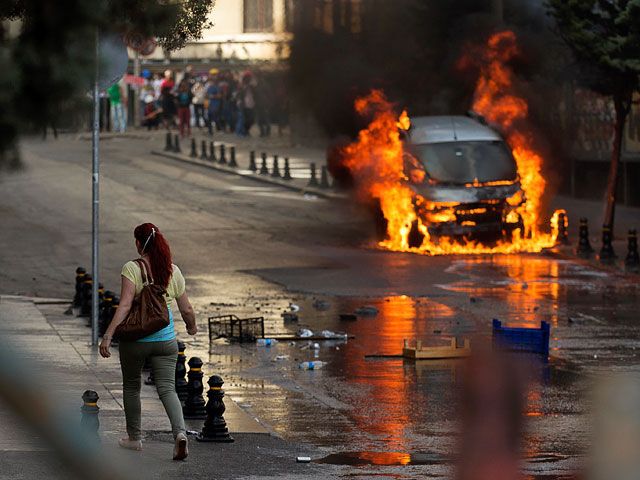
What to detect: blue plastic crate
<box><xmin>492</xmin><ymin>319</ymin><xmax>550</xmax><ymax>357</ymax></box>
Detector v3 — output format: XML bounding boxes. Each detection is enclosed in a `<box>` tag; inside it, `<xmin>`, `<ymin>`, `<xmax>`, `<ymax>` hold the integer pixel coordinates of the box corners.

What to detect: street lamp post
<box><xmin>91</xmin><ymin>28</ymin><xmax>100</xmax><ymax>346</ymax></box>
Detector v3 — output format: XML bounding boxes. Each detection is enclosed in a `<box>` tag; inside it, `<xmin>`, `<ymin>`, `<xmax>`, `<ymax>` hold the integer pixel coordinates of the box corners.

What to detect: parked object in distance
<box><xmin>256</xmin><ymin>338</ymin><xmax>278</xmax><ymax>347</ymax></box>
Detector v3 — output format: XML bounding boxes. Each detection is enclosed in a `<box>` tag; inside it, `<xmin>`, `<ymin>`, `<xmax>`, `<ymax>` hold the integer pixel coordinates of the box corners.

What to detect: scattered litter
<box><xmin>336</xmin><ymin>346</ymin><xmax>340</xmax><ymax>351</ymax></box>
<box><xmin>289</xmin><ymin>302</ymin><xmax>300</xmax><ymax>312</ymax></box>
<box><xmin>339</xmin><ymin>313</ymin><xmax>357</xmax><ymax>321</ymax></box>
<box><xmin>313</xmin><ymin>343</ymin><xmax>320</xmax><ymax>350</ymax></box>
<box><xmin>594</xmin><ymin>354</ymin><xmax>598</xmax><ymax>359</ymax></box>
<box><xmin>281</xmin><ymin>312</ymin><xmax>299</xmax><ymax>322</ymax></box>
<box><xmin>296</xmin><ymin>456</ymin><xmax>312</xmax><ymax>463</ymax></box>
<box><xmin>298</xmin><ymin>328</ymin><xmax>314</xmax><ymax>338</ymax></box>
<box><xmin>321</xmin><ymin>330</ymin><xmax>348</xmax><ymax>340</ymax></box>
<box><xmin>299</xmin><ymin>361</ymin><xmax>326</xmax><ymax>370</ymax></box>
<box><xmin>312</xmin><ymin>299</ymin><xmax>331</xmax><ymax>310</ymax></box>
<box><xmin>186</xmin><ymin>430</ymin><xmax>199</xmax><ymax>436</ymax></box>
<box><xmin>275</xmin><ymin>355</ymin><xmax>289</xmax><ymax>361</ymax></box>
<box><xmin>256</xmin><ymin>338</ymin><xmax>278</xmax><ymax>346</ymax></box>
<box><xmin>303</xmin><ymin>193</ymin><xmax>318</xmax><ymax>200</ymax></box>
<box><xmin>289</xmin><ymin>341</ymin><xmax>296</xmax><ymax>346</ymax></box>
<box><xmin>355</xmin><ymin>306</ymin><xmax>379</xmax><ymax>316</ymax></box>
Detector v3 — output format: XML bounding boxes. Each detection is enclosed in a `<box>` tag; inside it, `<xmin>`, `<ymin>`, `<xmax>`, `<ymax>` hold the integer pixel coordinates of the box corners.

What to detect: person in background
<box><xmin>142</xmin><ymin>95</ymin><xmax>162</xmax><ymax>130</ymax></box>
<box><xmin>107</xmin><ymin>80</ymin><xmax>126</xmax><ymax>133</ymax></box>
<box><xmin>160</xmin><ymin>70</ymin><xmax>176</xmax><ymax>130</ymax></box>
<box><xmin>206</xmin><ymin>69</ymin><xmax>222</xmax><ymax>135</ymax></box>
<box><xmin>238</xmin><ymin>71</ymin><xmax>256</xmax><ymax>136</ymax></box>
<box><xmin>255</xmin><ymin>72</ymin><xmax>271</xmax><ymax>138</ymax></box>
<box><xmin>139</xmin><ymin>70</ymin><xmax>155</xmax><ymax>127</ymax></box>
<box><xmin>152</xmin><ymin>72</ymin><xmax>163</xmax><ymax>103</ymax></box>
<box><xmin>191</xmin><ymin>78</ymin><xmax>206</xmax><ymax>130</ymax></box>
<box><xmin>176</xmin><ymin>80</ymin><xmax>192</xmax><ymax>138</ymax></box>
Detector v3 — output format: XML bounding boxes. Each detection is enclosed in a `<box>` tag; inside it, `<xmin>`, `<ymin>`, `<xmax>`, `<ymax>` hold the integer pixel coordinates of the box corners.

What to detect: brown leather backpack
<box><xmin>115</xmin><ymin>259</ymin><xmax>170</xmax><ymax>341</ymax></box>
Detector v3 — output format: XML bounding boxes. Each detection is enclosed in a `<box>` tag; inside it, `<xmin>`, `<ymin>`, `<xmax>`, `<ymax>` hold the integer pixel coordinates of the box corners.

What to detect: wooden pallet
<box><xmin>402</xmin><ymin>338</ymin><xmax>471</xmax><ymax>360</ymax></box>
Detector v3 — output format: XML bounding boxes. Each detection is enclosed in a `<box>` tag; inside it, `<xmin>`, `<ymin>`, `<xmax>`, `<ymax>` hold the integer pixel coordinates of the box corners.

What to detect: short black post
<box><xmin>73</xmin><ymin>267</ymin><xmax>87</xmax><ymax>307</ymax></box>
<box><xmin>259</xmin><ymin>152</ymin><xmax>269</xmax><ymax>175</ymax></box>
<box><xmin>144</xmin><ymin>369</ymin><xmax>155</xmax><ymax>385</ymax></box>
<box><xmin>164</xmin><ymin>132</ymin><xmax>172</xmax><ymax>151</ymax></box>
<box><xmin>200</xmin><ymin>140</ymin><xmax>208</xmax><ymax>159</ymax></box>
<box><xmin>196</xmin><ymin>375</ymin><xmax>234</xmax><ymax>443</ymax></box>
<box><xmin>249</xmin><ymin>150</ymin><xmax>257</xmax><ymax>171</ymax></box>
<box><xmin>599</xmin><ymin>224</ymin><xmax>616</xmax><ymax>263</ymax></box>
<box><xmin>173</xmin><ymin>134</ymin><xmax>181</xmax><ymax>153</ymax></box>
<box><xmin>80</xmin><ymin>390</ymin><xmax>100</xmax><ymax>438</ymax></box>
<box><xmin>307</xmin><ymin>163</ymin><xmax>319</xmax><ymax>187</ymax></box>
<box><xmin>209</xmin><ymin>141</ymin><xmax>217</xmax><ymax>162</ymax></box>
<box><xmin>283</xmin><ymin>157</ymin><xmax>292</xmax><ymax>180</ymax></box>
<box><xmin>219</xmin><ymin>144</ymin><xmax>227</xmax><ymax>164</ymax></box>
<box><xmin>229</xmin><ymin>146</ymin><xmax>238</xmax><ymax>167</ymax></box>
<box><xmin>79</xmin><ymin>274</ymin><xmax>93</xmax><ymax>317</ymax></box>
<box><xmin>190</xmin><ymin>138</ymin><xmax>197</xmax><ymax>157</ymax></box>
<box><xmin>98</xmin><ymin>290</ymin><xmax>114</xmax><ymax>337</ymax></box>
<box><xmin>557</xmin><ymin>212</ymin><xmax>569</xmax><ymax>245</ymax></box>
<box><xmin>271</xmin><ymin>155</ymin><xmax>281</xmax><ymax>177</ymax></box>
<box><xmin>175</xmin><ymin>341</ymin><xmax>188</xmax><ymax>404</ymax></box>
<box><xmin>183</xmin><ymin>357</ymin><xmax>207</xmax><ymax>419</ymax></box>
<box><xmin>576</xmin><ymin>218</ymin><xmax>593</xmax><ymax>258</ymax></box>
<box><xmin>143</xmin><ymin>357</ymin><xmax>154</xmax><ymax>385</ymax></box>
<box><xmin>320</xmin><ymin>165</ymin><xmax>330</xmax><ymax>188</ymax></box>
<box><xmin>625</xmin><ymin>229</ymin><xmax>639</xmax><ymax>272</ymax></box>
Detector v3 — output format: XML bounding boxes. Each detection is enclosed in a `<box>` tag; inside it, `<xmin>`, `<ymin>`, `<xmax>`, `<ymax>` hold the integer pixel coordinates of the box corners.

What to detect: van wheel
<box><xmin>408</xmin><ymin>220</ymin><xmax>424</xmax><ymax>249</ymax></box>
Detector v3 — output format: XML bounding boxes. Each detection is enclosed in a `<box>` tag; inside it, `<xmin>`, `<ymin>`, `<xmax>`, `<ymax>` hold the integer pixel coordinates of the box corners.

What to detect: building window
<box><xmin>244</xmin><ymin>0</ymin><xmax>274</xmax><ymax>33</ymax></box>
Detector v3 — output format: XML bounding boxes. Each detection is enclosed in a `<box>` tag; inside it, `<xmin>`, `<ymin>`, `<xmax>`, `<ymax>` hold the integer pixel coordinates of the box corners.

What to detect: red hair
<box><xmin>134</xmin><ymin>223</ymin><xmax>172</xmax><ymax>289</ymax></box>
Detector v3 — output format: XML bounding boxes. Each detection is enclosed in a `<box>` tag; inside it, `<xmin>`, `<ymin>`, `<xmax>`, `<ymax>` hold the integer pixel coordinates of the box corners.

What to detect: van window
<box><xmin>411</xmin><ymin>141</ymin><xmax>518</xmax><ymax>185</ymax></box>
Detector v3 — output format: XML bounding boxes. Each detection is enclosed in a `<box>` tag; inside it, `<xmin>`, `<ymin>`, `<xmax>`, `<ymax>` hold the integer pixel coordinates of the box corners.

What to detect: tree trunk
<box><xmin>603</xmin><ymin>95</ymin><xmax>630</xmax><ymax>231</ymax></box>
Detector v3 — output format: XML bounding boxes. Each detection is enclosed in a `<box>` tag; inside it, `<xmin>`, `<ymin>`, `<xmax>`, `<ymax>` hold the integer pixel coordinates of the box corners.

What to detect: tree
<box><xmin>546</xmin><ymin>0</ymin><xmax>640</xmax><ymax>230</ymax></box>
<box><xmin>0</xmin><ymin>0</ymin><xmax>215</xmax><ymax>167</ymax></box>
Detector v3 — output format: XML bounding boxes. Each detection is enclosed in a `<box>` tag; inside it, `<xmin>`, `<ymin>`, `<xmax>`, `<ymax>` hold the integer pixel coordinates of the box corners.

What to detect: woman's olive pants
<box><xmin>118</xmin><ymin>339</ymin><xmax>186</xmax><ymax>440</ymax></box>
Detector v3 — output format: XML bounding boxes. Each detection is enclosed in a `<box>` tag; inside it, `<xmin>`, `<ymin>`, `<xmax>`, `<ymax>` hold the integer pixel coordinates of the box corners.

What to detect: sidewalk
<box><xmin>0</xmin><ymin>295</ymin><xmax>322</xmax><ymax>479</ymax></box>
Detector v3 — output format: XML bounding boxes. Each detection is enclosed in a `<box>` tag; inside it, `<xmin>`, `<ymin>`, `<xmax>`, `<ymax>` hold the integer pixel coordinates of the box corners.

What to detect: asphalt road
<box><xmin>2</xmin><ymin>134</ymin><xmax>640</xmax><ymax>479</ymax></box>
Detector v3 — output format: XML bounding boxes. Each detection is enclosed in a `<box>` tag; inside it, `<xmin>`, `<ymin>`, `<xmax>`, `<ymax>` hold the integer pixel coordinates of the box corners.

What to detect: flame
<box><xmin>342</xmin><ymin>31</ymin><xmax>566</xmax><ymax>256</ymax></box>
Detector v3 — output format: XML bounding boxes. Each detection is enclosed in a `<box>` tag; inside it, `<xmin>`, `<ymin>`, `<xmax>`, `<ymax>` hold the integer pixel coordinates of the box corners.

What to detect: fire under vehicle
<box><xmin>402</xmin><ymin>114</ymin><xmax>525</xmax><ymax>240</ymax></box>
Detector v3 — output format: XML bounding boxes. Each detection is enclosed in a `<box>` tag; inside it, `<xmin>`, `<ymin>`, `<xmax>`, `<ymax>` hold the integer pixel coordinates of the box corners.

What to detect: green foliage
<box><xmin>545</xmin><ymin>0</ymin><xmax>640</xmax><ymax>98</ymax></box>
<box><xmin>0</xmin><ymin>0</ymin><xmax>215</xmax><ymax>164</ymax></box>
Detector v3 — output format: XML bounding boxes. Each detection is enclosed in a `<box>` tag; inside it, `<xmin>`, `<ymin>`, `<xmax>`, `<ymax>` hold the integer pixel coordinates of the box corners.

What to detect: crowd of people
<box><xmin>138</xmin><ymin>65</ymin><xmax>289</xmax><ymax>138</ymax></box>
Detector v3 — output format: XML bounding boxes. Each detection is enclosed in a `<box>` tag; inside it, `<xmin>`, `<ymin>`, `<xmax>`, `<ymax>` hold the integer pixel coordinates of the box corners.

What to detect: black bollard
<box><xmin>144</xmin><ymin>368</ymin><xmax>155</xmax><ymax>386</ymax></box>
<box><xmin>73</xmin><ymin>267</ymin><xmax>87</xmax><ymax>307</ymax></box>
<box><xmin>283</xmin><ymin>157</ymin><xmax>292</xmax><ymax>180</ymax></box>
<box><xmin>200</xmin><ymin>140</ymin><xmax>208</xmax><ymax>160</ymax></box>
<box><xmin>599</xmin><ymin>224</ymin><xmax>616</xmax><ymax>263</ymax></box>
<box><xmin>183</xmin><ymin>357</ymin><xmax>207</xmax><ymax>419</ymax></box>
<box><xmin>320</xmin><ymin>165</ymin><xmax>330</xmax><ymax>189</ymax></box>
<box><xmin>259</xmin><ymin>152</ymin><xmax>269</xmax><ymax>175</ymax></box>
<box><xmin>557</xmin><ymin>212</ymin><xmax>569</xmax><ymax>245</ymax></box>
<box><xmin>209</xmin><ymin>141</ymin><xmax>217</xmax><ymax>162</ymax></box>
<box><xmin>625</xmin><ymin>229</ymin><xmax>639</xmax><ymax>272</ymax></box>
<box><xmin>79</xmin><ymin>274</ymin><xmax>93</xmax><ymax>317</ymax></box>
<box><xmin>229</xmin><ymin>146</ymin><xmax>238</xmax><ymax>167</ymax></box>
<box><xmin>271</xmin><ymin>155</ymin><xmax>281</xmax><ymax>177</ymax></box>
<box><xmin>175</xmin><ymin>341</ymin><xmax>188</xmax><ymax>404</ymax></box>
<box><xmin>98</xmin><ymin>290</ymin><xmax>113</xmax><ymax>337</ymax></box>
<box><xmin>173</xmin><ymin>134</ymin><xmax>181</xmax><ymax>153</ymax></box>
<box><xmin>80</xmin><ymin>390</ymin><xmax>100</xmax><ymax>438</ymax></box>
<box><xmin>249</xmin><ymin>150</ymin><xmax>257</xmax><ymax>171</ymax></box>
<box><xmin>307</xmin><ymin>163</ymin><xmax>319</xmax><ymax>187</ymax></box>
<box><xmin>190</xmin><ymin>138</ymin><xmax>197</xmax><ymax>157</ymax></box>
<box><xmin>196</xmin><ymin>375</ymin><xmax>234</xmax><ymax>443</ymax></box>
<box><xmin>219</xmin><ymin>144</ymin><xmax>227</xmax><ymax>164</ymax></box>
<box><xmin>164</xmin><ymin>132</ymin><xmax>172</xmax><ymax>151</ymax></box>
<box><xmin>576</xmin><ymin>218</ymin><xmax>593</xmax><ymax>258</ymax></box>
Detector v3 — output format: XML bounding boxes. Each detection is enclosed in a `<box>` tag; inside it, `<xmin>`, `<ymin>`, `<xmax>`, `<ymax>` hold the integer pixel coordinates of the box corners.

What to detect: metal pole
<box><xmin>91</xmin><ymin>29</ymin><xmax>100</xmax><ymax>346</ymax></box>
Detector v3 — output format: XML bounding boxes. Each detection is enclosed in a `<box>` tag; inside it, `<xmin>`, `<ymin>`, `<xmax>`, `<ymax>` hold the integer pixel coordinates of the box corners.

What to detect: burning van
<box><xmin>402</xmin><ymin>115</ymin><xmax>525</xmax><ymax>240</ymax></box>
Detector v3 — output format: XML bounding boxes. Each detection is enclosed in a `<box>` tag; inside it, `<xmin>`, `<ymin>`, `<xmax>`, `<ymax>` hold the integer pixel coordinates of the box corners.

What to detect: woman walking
<box><xmin>99</xmin><ymin>223</ymin><xmax>197</xmax><ymax>460</ymax></box>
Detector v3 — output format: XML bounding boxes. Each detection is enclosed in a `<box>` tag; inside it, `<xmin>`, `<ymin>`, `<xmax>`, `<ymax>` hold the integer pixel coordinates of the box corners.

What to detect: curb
<box><xmin>151</xmin><ymin>150</ymin><xmax>347</xmax><ymax>200</ymax></box>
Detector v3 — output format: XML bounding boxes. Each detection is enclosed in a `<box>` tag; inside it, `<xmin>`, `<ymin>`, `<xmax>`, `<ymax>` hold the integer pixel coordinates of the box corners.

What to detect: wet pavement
<box><xmin>2</xmin><ymin>135</ymin><xmax>640</xmax><ymax>478</ymax></box>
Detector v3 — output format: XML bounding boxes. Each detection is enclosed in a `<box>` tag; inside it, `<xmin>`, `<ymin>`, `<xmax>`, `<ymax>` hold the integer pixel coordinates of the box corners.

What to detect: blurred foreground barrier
<box><xmin>196</xmin><ymin>375</ymin><xmax>234</xmax><ymax>443</ymax></box>
<box><xmin>219</xmin><ymin>144</ymin><xmax>226</xmax><ymax>165</ymax></box>
<box><xmin>200</xmin><ymin>139</ymin><xmax>207</xmax><ymax>160</ymax></box>
<box><xmin>229</xmin><ymin>146</ymin><xmax>237</xmax><ymax>168</ymax></box>
<box><xmin>626</xmin><ymin>229</ymin><xmax>639</xmax><ymax>272</ymax></box>
<box><xmin>164</xmin><ymin>132</ymin><xmax>172</xmax><ymax>151</ymax></box>
<box><xmin>189</xmin><ymin>138</ymin><xmax>197</xmax><ymax>158</ymax></box>
<box><xmin>557</xmin><ymin>211</ymin><xmax>569</xmax><ymax>245</ymax></box>
<box><xmin>209</xmin><ymin>140</ymin><xmax>216</xmax><ymax>162</ymax></box>
<box><xmin>173</xmin><ymin>134</ymin><xmax>181</xmax><ymax>153</ymax></box>
<box><xmin>249</xmin><ymin>150</ymin><xmax>257</xmax><ymax>171</ymax></box>
<box><xmin>576</xmin><ymin>217</ymin><xmax>593</xmax><ymax>258</ymax></box>
<box><xmin>183</xmin><ymin>357</ymin><xmax>207</xmax><ymax>419</ymax></box>
<box><xmin>283</xmin><ymin>157</ymin><xmax>292</xmax><ymax>180</ymax></box>
<box><xmin>320</xmin><ymin>166</ymin><xmax>330</xmax><ymax>189</ymax></box>
<box><xmin>271</xmin><ymin>155</ymin><xmax>280</xmax><ymax>178</ymax></box>
<box><xmin>259</xmin><ymin>152</ymin><xmax>268</xmax><ymax>175</ymax></box>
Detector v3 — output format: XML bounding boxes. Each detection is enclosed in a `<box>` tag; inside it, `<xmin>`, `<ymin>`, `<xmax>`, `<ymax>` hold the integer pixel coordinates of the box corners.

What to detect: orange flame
<box><xmin>342</xmin><ymin>31</ymin><xmax>565</xmax><ymax>256</ymax></box>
